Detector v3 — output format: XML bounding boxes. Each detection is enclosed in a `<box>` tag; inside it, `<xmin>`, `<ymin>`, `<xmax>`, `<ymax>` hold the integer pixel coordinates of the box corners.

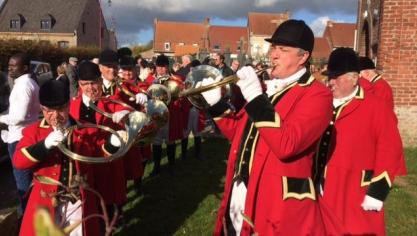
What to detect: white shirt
<box><xmin>102</xmin><ymin>77</ymin><xmax>113</xmax><ymax>89</ymax></box>
<box><xmin>333</xmin><ymin>86</ymin><xmax>358</xmax><ymax>108</ymax></box>
<box><xmin>0</xmin><ymin>74</ymin><xmax>40</xmax><ymax>143</ymax></box>
<box><xmin>265</xmin><ymin>67</ymin><xmax>307</xmax><ymax>97</ymax></box>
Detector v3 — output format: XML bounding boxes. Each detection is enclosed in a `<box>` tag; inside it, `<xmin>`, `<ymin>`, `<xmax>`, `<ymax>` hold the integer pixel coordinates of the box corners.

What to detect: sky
<box><xmin>0</xmin><ymin>0</ymin><xmax>358</xmax><ymax>46</ymax></box>
<box><xmin>100</xmin><ymin>0</ymin><xmax>358</xmax><ymax>46</ymax></box>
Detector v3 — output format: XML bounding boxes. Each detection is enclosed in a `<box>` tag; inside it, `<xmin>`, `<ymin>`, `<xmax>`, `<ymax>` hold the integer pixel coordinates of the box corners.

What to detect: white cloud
<box><xmin>254</xmin><ymin>0</ymin><xmax>280</xmax><ymax>7</ymax></box>
<box><xmin>309</xmin><ymin>16</ymin><xmax>330</xmax><ymax>37</ymax></box>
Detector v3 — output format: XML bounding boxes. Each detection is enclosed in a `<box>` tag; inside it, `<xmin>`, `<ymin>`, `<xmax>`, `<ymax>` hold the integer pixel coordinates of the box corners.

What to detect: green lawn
<box><xmin>117</xmin><ymin>138</ymin><xmax>417</xmax><ymax>236</ymax></box>
<box><xmin>0</xmin><ymin>136</ymin><xmax>415</xmax><ymax>235</ymax></box>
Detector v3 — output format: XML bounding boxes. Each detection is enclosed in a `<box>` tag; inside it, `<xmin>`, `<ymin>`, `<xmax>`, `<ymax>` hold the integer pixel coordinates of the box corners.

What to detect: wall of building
<box><xmin>249</xmin><ymin>35</ymin><xmax>270</xmax><ymax>60</ymax></box>
<box><xmin>0</xmin><ymin>32</ymin><xmax>76</xmax><ymax>47</ymax></box>
<box><xmin>378</xmin><ymin>0</ymin><xmax>417</xmax><ymax>146</ymax></box>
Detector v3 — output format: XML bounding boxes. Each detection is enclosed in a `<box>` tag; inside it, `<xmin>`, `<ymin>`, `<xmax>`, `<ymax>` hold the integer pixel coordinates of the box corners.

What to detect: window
<box><xmin>192</xmin><ymin>43</ymin><xmax>198</xmax><ymax>47</ymax></box>
<box><xmin>58</xmin><ymin>41</ymin><xmax>69</xmax><ymax>48</ymax></box>
<box><xmin>213</xmin><ymin>45</ymin><xmax>220</xmax><ymax>50</ymax></box>
<box><xmin>40</xmin><ymin>19</ymin><xmax>51</xmax><ymax>30</ymax></box>
<box><xmin>82</xmin><ymin>22</ymin><xmax>86</xmax><ymax>34</ymax></box>
<box><xmin>164</xmin><ymin>42</ymin><xmax>171</xmax><ymax>51</ymax></box>
<box><xmin>10</xmin><ymin>19</ymin><xmax>20</xmax><ymax>29</ymax></box>
<box><xmin>178</xmin><ymin>42</ymin><xmax>184</xmax><ymax>46</ymax></box>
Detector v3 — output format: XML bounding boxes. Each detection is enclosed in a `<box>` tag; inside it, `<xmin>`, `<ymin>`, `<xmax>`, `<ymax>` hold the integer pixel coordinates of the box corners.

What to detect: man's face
<box><xmin>78</xmin><ymin>80</ymin><xmax>103</xmax><ymax>101</ymax></box>
<box><xmin>120</xmin><ymin>67</ymin><xmax>136</xmax><ymax>81</ymax></box>
<box><xmin>8</xmin><ymin>57</ymin><xmax>26</xmax><ymax>79</ymax></box>
<box><xmin>41</xmin><ymin>104</ymin><xmax>69</xmax><ymax>128</ymax></box>
<box><xmin>212</xmin><ymin>54</ymin><xmax>222</xmax><ymax>66</ymax></box>
<box><xmin>99</xmin><ymin>63</ymin><xmax>118</xmax><ymax>81</ymax></box>
<box><xmin>156</xmin><ymin>66</ymin><xmax>168</xmax><ymax>76</ymax></box>
<box><xmin>69</xmin><ymin>60</ymin><xmax>78</xmax><ymax>67</ymax></box>
<box><xmin>231</xmin><ymin>61</ymin><xmax>240</xmax><ymax>72</ymax></box>
<box><xmin>269</xmin><ymin>44</ymin><xmax>309</xmax><ymax>79</ymax></box>
<box><xmin>328</xmin><ymin>73</ymin><xmax>358</xmax><ymax>99</ymax></box>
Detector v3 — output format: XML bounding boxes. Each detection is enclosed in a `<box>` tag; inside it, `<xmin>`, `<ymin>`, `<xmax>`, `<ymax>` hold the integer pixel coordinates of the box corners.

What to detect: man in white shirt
<box><xmin>0</xmin><ymin>53</ymin><xmax>40</xmax><ymax>217</ymax></box>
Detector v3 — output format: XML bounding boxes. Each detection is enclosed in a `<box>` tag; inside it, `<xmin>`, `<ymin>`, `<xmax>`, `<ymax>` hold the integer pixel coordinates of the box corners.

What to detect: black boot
<box><xmin>167</xmin><ymin>143</ymin><xmax>176</xmax><ymax>175</ymax></box>
<box><xmin>194</xmin><ymin>136</ymin><xmax>203</xmax><ymax>159</ymax></box>
<box><xmin>181</xmin><ymin>138</ymin><xmax>188</xmax><ymax>160</ymax></box>
<box><xmin>150</xmin><ymin>144</ymin><xmax>162</xmax><ymax>176</ymax></box>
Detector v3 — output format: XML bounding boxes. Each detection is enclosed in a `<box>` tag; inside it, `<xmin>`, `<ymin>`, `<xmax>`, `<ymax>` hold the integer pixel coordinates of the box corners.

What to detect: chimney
<box><xmin>203</xmin><ymin>17</ymin><xmax>210</xmax><ymax>25</ymax></box>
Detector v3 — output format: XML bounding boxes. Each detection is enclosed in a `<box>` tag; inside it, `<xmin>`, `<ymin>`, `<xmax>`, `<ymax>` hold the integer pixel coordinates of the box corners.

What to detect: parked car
<box><xmin>30</xmin><ymin>61</ymin><xmax>53</xmax><ymax>87</ymax></box>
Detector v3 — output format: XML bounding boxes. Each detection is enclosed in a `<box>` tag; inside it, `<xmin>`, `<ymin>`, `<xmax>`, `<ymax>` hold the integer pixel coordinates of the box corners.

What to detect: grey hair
<box><xmin>297</xmin><ymin>48</ymin><xmax>307</xmax><ymax>56</ymax></box>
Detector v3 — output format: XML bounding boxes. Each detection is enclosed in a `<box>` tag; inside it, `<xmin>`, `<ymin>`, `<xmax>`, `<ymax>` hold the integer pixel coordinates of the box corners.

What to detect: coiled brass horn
<box><xmin>56</xmin><ymin>123</ymin><xmax>127</xmax><ymax>163</ymax></box>
<box><xmin>147</xmin><ymin>84</ymin><xmax>172</xmax><ymax>105</ymax></box>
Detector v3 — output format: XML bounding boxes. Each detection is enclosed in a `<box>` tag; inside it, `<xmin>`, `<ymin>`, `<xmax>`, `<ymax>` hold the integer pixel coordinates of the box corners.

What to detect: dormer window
<box><xmin>40</xmin><ymin>19</ymin><xmax>50</xmax><ymax>30</ymax></box>
<box><xmin>10</xmin><ymin>19</ymin><xmax>20</xmax><ymax>29</ymax></box>
<box><xmin>40</xmin><ymin>14</ymin><xmax>55</xmax><ymax>30</ymax></box>
<box><xmin>9</xmin><ymin>14</ymin><xmax>25</xmax><ymax>30</ymax></box>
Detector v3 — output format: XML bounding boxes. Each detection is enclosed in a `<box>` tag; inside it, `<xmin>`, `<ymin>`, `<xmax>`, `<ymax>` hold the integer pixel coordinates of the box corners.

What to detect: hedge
<box><xmin>0</xmin><ymin>39</ymin><xmax>101</xmax><ymax>76</ymax></box>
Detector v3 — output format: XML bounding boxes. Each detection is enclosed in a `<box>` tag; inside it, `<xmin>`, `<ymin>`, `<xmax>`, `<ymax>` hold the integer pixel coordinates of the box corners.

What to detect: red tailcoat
<box><xmin>13</xmin><ymin>119</ymin><xmax>105</xmax><ymax>236</ymax></box>
<box><xmin>212</xmin><ymin>74</ymin><xmax>333</xmax><ymax>236</ymax></box>
<box><xmin>371</xmin><ymin>74</ymin><xmax>394</xmax><ymax>110</ymax></box>
<box><xmin>69</xmin><ymin>95</ymin><xmax>129</xmax><ymax>204</ymax></box>
<box><xmin>318</xmin><ymin>87</ymin><xmax>406</xmax><ymax>235</ymax></box>
<box><xmin>112</xmin><ymin>81</ymin><xmax>149</xmax><ymax>180</ymax></box>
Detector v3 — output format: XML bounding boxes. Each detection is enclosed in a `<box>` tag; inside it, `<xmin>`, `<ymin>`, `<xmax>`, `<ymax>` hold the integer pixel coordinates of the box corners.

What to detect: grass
<box><xmin>385</xmin><ymin>147</ymin><xmax>417</xmax><ymax>235</ymax></box>
<box><xmin>117</xmin><ymin>139</ymin><xmax>417</xmax><ymax>236</ymax></box>
<box><xmin>115</xmin><ymin>137</ymin><xmax>229</xmax><ymax>236</ymax></box>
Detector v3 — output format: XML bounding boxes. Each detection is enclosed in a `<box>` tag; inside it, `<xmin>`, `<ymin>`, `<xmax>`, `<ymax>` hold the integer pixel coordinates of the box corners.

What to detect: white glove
<box><xmin>196</xmin><ymin>76</ymin><xmax>222</xmax><ymax>106</ymax></box>
<box><xmin>264</xmin><ymin>79</ymin><xmax>288</xmax><ymax>97</ymax></box>
<box><xmin>44</xmin><ymin>130</ymin><xmax>65</xmax><ymax>149</ymax></box>
<box><xmin>134</xmin><ymin>93</ymin><xmax>148</xmax><ymax>105</ymax></box>
<box><xmin>112</xmin><ymin>110</ymin><xmax>130</xmax><ymax>123</ymax></box>
<box><xmin>361</xmin><ymin>195</ymin><xmax>383</xmax><ymax>211</ymax></box>
<box><xmin>236</xmin><ymin>66</ymin><xmax>263</xmax><ymax>102</ymax></box>
<box><xmin>110</xmin><ymin>130</ymin><xmax>127</xmax><ymax>147</ymax></box>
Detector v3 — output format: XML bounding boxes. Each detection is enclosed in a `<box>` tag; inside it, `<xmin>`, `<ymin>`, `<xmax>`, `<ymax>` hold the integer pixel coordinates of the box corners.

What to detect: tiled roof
<box><xmin>154</xmin><ymin>20</ymin><xmax>206</xmax><ymax>53</ymax></box>
<box><xmin>248</xmin><ymin>12</ymin><xmax>289</xmax><ymax>36</ymax></box>
<box><xmin>323</xmin><ymin>21</ymin><xmax>356</xmax><ymax>48</ymax></box>
<box><xmin>0</xmin><ymin>0</ymin><xmax>89</xmax><ymax>33</ymax></box>
<box><xmin>208</xmin><ymin>26</ymin><xmax>248</xmax><ymax>54</ymax></box>
<box><xmin>312</xmin><ymin>37</ymin><xmax>332</xmax><ymax>59</ymax></box>
<box><xmin>174</xmin><ymin>45</ymin><xmax>199</xmax><ymax>56</ymax></box>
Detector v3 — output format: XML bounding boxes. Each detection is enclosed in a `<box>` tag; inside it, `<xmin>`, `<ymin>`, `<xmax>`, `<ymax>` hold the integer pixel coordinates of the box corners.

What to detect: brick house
<box><xmin>323</xmin><ymin>21</ymin><xmax>357</xmax><ymax>49</ymax></box>
<box><xmin>153</xmin><ymin>12</ymin><xmax>288</xmax><ymax>60</ymax></box>
<box><xmin>356</xmin><ymin>0</ymin><xmax>417</xmax><ymax>146</ymax></box>
<box><xmin>0</xmin><ymin>0</ymin><xmax>117</xmax><ymax>49</ymax></box>
<box><xmin>247</xmin><ymin>11</ymin><xmax>289</xmax><ymax>60</ymax></box>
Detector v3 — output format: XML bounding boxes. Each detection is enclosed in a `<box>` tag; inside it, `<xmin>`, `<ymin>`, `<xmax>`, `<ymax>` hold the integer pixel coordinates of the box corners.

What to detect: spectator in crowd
<box><xmin>230</xmin><ymin>59</ymin><xmax>240</xmax><ymax>73</ymax></box>
<box><xmin>0</xmin><ymin>53</ymin><xmax>40</xmax><ymax>218</ymax></box>
<box><xmin>212</xmin><ymin>52</ymin><xmax>233</xmax><ymax>77</ymax></box>
<box><xmin>65</xmin><ymin>57</ymin><xmax>79</xmax><ymax>98</ymax></box>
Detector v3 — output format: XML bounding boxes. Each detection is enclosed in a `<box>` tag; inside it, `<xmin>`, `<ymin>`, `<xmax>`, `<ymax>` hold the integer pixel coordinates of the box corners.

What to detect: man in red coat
<box><xmin>69</xmin><ymin>61</ymin><xmax>133</xmax><ymax>219</ymax></box>
<box><xmin>200</xmin><ymin>20</ymin><xmax>332</xmax><ymax>235</ymax></box>
<box><xmin>148</xmin><ymin>54</ymin><xmax>185</xmax><ymax>176</ymax></box>
<box><xmin>358</xmin><ymin>56</ymin><xmax>394</xmax><ymax>109</ymax></box>
<box><xmin>13</xmin><ymin>80</ymin><xmax>123</xmax><ymax>236</ymax></box>
<box><xmin>316</xmin><ymin>48</ymin><xmax>406</xmax><ymax>235</ymax></box>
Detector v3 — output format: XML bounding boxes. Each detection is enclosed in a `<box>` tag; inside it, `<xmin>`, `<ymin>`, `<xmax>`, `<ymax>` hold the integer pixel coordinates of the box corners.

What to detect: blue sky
<box><xmin>133</xmin><ymin>10</ymin><xmax>356</xmax><ymax>45</ymax></box>
<box><xmin>0</xmin><ymin>0</ymin><xmax>358</xmax><ymax>45</ymax></box>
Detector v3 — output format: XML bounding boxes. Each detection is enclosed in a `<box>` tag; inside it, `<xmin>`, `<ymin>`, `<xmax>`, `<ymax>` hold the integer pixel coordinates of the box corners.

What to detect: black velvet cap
<box><xmin>358</xmin><ymin>56</ymin><xmax>376</xmax><ymax>71</ymax></box>
<box><xmin>265</xmin><ymin>19</ymin><xmax>314</xmax><ymax>54</ymax></box>
<box><xmin>78</xmin><ymin>61</ymin><xmax>101</xmax><ymax>81</ymax></box>
<box><xmin>39</xmin><ymin>80</ymin><xmax>69</xmax><ymax>107</ymax></box>
<box><xmin>119</xmin><ymin>56</ymin><xmax>135</xmax><ymax>69</ymax></box>
<box><xmin>326</xmin><ymin>47</ymin><xmax>359</xmax><ymax>78</ymax></box>
<box><xmin>99</xmin><ymin>49</ymin><xmax>119</xmax><ymax>65</ymax></box>
<box><xmin>155</xmin><ymin>54</ymin><xmax>169</xmax><ymax>67</ymax></box>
